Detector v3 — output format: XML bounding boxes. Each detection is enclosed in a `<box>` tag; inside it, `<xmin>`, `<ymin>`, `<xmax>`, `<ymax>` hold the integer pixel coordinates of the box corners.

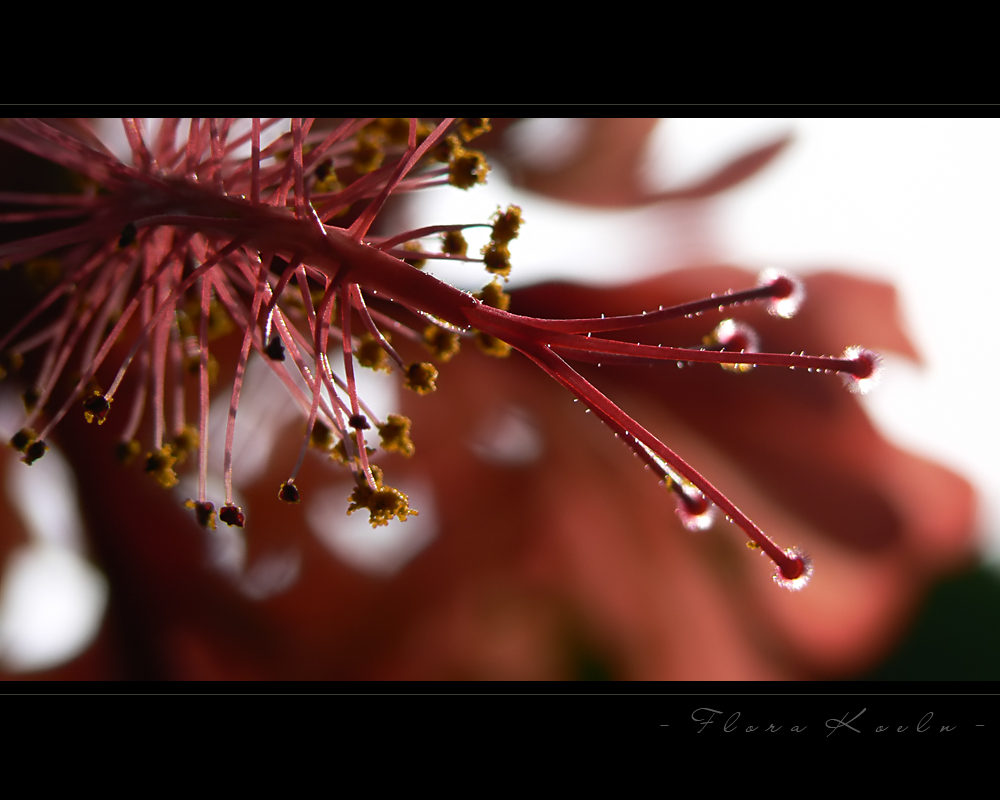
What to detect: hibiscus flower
<box><xmin>0</xmin><ymin>119</ymin><xmax>975</xmax><ymax>679</ymax></box>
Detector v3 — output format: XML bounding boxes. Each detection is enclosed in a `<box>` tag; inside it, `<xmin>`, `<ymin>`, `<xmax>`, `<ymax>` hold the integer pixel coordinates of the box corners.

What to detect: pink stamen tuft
<box><xmin>0</xmin><ymin>118</ymin><xmax>885</xmax><ymax>593</ymax></box>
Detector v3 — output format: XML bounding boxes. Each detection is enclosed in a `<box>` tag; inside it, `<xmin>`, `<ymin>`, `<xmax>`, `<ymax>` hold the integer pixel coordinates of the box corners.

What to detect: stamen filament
<box><xmin>468</xmin><ymin>303</ymin><xmax>867</xmax><ymax>378</ymax></box>
<box><xmin>339</xmin><ymin>283</ymin><xmax>376</xmax><ymax>490</ymax></box>
<box><xmin>350</xmin><ymin>284</ymin><xmax>406</xmax><ymax>371</ymax></box>
<box><xmin>223</xmin><ymin>253</ymin><xmax>270</xmax><ymax>506</ymax></box>
<box><xmin>372</xmin><ymin>223</ymin><xmax>490</xmax><ymax>253</ymax></box>
<box><xmin>198</xmin><ymin>276</ymin><xmax>211</xmax><ymax>503</ymax></box>
<box><xmin>521</xmin><ymin>340</ymin><xmax>802</xmax><ymax>578</ymax></box>
<box><xmin>514</xmin><ymin>280</ymin><xmax>795</xmax><ymax>334</ymax></box>
<box><xmin>348</xmin><ymin>118</ymin><xmax>454</xmax><ymax>241</ymax></box>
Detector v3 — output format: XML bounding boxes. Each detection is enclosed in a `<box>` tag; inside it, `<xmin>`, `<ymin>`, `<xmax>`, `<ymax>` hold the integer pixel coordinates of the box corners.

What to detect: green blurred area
<box><xmin>859</xmin><ymin>560</ymin><xmax>1000</xmax><ymax>681</ymax></box>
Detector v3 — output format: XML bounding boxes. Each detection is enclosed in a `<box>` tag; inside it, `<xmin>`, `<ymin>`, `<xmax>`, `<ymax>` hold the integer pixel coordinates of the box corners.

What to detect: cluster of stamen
<box><xmin>0</xmin><ymin>117</ymin><xmax>882</xmax><ymax>590</ymax></box>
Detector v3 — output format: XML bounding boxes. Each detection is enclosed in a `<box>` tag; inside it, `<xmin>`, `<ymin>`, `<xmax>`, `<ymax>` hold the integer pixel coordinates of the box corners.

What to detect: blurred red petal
<box><xmin>505</xmin><ymin>119</ymin><xmax>791</xmax><ymax>208</ymax></box>
<box><xmin>651</xmin><ymin>136</ymin><xmax>793</xmax><ymax>203</ymax></box>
